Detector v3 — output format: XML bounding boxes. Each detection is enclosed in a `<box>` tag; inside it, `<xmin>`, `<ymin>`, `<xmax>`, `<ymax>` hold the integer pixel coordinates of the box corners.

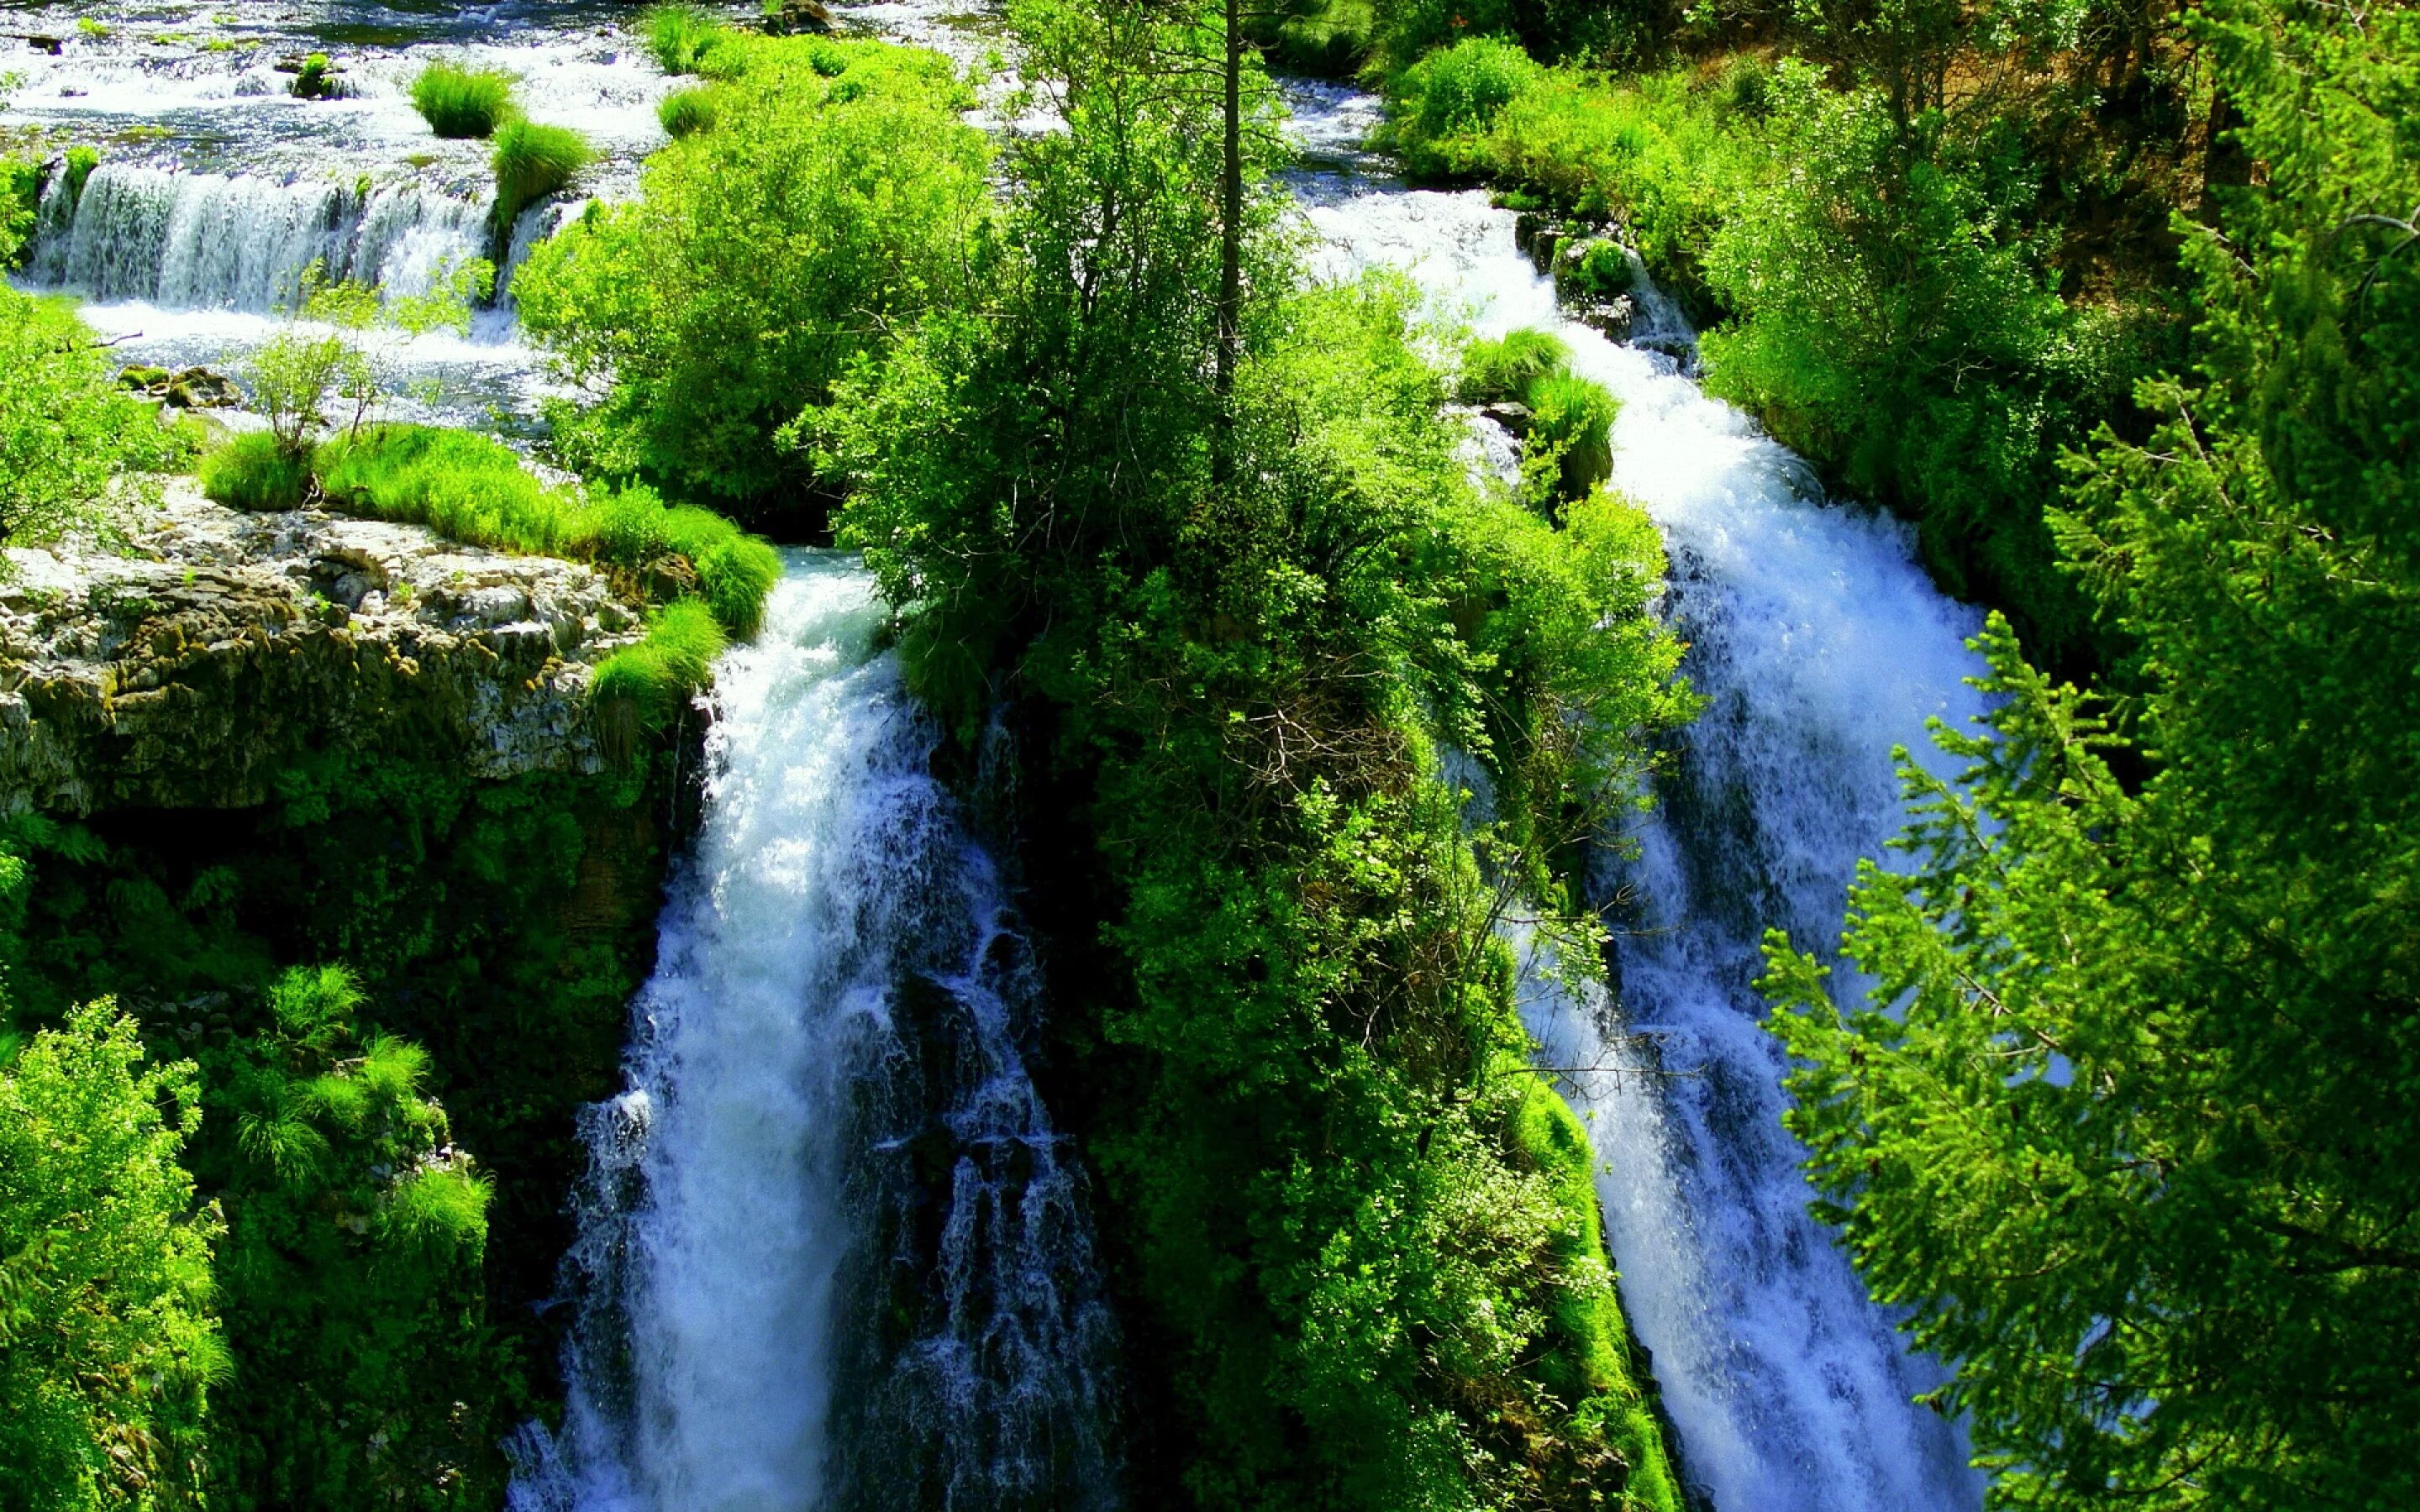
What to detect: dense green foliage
<box><xmin>189</xmin><ymin>965</ymin><xmax>494</xmax><ymax>1509</ymax></box>
<box><xmin>1</xmin><ymin>748</ymin><xmax>676</xmax><ymax>1508</ymax></box>
<box><xmin>802</xmin><ymin>3</ymin><xmax>1696</xmax><ymax>1503</ymax></box>
<box><xmin>514</xmin><ymin>34</ymin><xmax>993</xmax><ymax>527</ymax></box>
<box><xmin>0</xmin><ymin>1002</ymin><xmax>222</xmax><ymax>1512</ymax></box>
<box><xmin>0</xmin><ymin>288</ymin><xmax>187</xmax><ymax>551</ymax></box>
<box><xmin>410</xmin><ymin>61</ymin><xmax>518</xmax><ymax>139</ymax></box>
<box><xmin>1760</xmin><ymin>0</ymin><xmax>2420</xmax><ymax>1504</ymax></box>
<box><xmin>1380</xmin><ymin>38</ymin><xmax>2162</xmax><ymax>663</ymax></box>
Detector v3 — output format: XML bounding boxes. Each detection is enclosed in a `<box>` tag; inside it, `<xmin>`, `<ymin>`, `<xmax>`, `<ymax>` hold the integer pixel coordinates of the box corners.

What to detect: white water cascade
<box><xmin>511</xmin><ymin>554</ymin><xmax>1118</xmax><ymax>1512</ymax></box>
<box><xmin>1297</xmin><ymin>167</ymin><xmax>1992</xmax><ymax>1509</ymax></box>
<box><xmin>29</xmin><ymin>165</ymin><xmax>492</xmax><ymax>311</ymax></box>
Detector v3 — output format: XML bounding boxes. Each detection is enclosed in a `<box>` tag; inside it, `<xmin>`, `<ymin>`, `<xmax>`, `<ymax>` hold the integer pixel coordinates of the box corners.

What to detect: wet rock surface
<box><xmin>0</xmin><ymin>481</ymin><xmax>649</xmax><ymax>813</ymax></box>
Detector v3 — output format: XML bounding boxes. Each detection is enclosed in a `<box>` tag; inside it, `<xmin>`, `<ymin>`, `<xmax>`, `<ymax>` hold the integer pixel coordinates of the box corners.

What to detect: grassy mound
<box><xmin>657</xmin><ymin>85</ymin><xmax>721</xmax><ymax>138</ymax></box>
<box><xmin>490</xmin><ymin>120</ymin><xmax>591</xmax><ymax>232</ymax></box>
<box><xmin>410</xmin><ymin>61</ymin><xmax>518</xmax><ymax>139</ymax></box>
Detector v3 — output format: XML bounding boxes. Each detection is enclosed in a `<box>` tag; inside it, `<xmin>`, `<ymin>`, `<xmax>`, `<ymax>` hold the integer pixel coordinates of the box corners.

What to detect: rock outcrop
<box><xmin>0</xmin><ymin>483</ymin><xmax>648</xmax><ymax>814</ymax></box>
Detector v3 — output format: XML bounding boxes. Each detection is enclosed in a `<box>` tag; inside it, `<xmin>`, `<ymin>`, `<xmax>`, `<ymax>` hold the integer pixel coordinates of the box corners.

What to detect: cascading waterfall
<box><xmin>28</xmin><ymin>165</ymin><xmax>492</xmax><ymax>310</ymax></box>
<box><xmin>510</xmin><ymin>553</ymin><xmax>1118</xmax><ymax>1512</ymax></box>
<box><xmin>1298</xmin><ymin>170</ymin><xmax>1991</xmax><ymax>1509</ymax></box>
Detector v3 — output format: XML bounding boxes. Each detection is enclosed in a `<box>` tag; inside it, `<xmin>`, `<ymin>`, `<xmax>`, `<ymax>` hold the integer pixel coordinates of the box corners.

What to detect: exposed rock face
<box><xmin>0</xmin><ymin>482</ymin><xmax>648</xmax><ymax>814</ymax></box>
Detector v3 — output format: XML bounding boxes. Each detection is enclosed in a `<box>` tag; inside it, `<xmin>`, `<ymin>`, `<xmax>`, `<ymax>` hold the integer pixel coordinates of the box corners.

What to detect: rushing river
<box><xmin>1286</xmin><ymin>87</ymin><xmax>1989</xmax><ymax>1512</ymax></box>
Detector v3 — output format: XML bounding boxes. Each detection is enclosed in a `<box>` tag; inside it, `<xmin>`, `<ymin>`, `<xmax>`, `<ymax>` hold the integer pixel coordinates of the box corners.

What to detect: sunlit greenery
<box><xmin>1763</xmin><ymin>1</ymin><xmax>2420</xmax><ymax>1503</ymax></box>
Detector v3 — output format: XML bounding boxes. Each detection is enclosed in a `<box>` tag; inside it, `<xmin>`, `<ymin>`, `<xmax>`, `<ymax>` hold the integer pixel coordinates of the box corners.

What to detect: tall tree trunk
<box><xmin>1213</xmin><ymin>0</ymin><xmax>1242</xmax><ymax>488</ymax></box>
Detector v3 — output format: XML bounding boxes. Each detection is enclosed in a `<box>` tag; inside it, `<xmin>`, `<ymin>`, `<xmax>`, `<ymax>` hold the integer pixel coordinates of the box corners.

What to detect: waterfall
<box><xmin>511</xmin><ymin>553</ymin><xmax>1118</xmax><ymax>1512</ymax></box>
<box><xmin>1302</xmin><ymin>180</ymin><xmax>1991</xmax><ymax>1510</ymax></box>
<box><xmin>26</xmin><ymin>164</ymin><xmax>492</xmax><ymax>311</ymax></box>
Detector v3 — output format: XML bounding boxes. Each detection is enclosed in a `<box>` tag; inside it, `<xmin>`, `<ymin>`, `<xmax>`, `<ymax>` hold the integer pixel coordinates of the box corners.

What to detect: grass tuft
<box><xmin>199</xmin><ymin>430</ymin><xmax>311</xmax><ymax>512</ymax></box>
<box><xmin>591</xmin><ymin>597</ymin><xmax>727</xmax><ymax>732</ymax></box>
<box><xmin>490</xmin><ymin>119</ymin><xmax>591</xmax><ymax>233</ymax></box>
<box><xmin>656</xmin><ymin>85</ymin><xmax>722</xmax><ymax>138</ymax></box>
<box><xmin>314</xmin><ymin>423</ymin><xmax>779</xmax><ymax>635</ymax></box>
<box><xmin>1457</xmin><ymin>327</ymin><xmax>1570</xmax><ymax>404</ymax></box>
<box><xmin>410</xmin><ymin>61</ymin><xmax>518</xmax><ymax>139</ymax></box>
<box><xmin>640</xmin><ymin>4</ymin><xmax>729</xmax><ymax>75</ymax></box>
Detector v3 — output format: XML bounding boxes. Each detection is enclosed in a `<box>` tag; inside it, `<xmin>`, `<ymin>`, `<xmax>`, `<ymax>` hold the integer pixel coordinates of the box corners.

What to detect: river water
<box><xmin>1286</xmin><ymin>89</ymin><xmax>1989</xmax><ymax>1512</ymax></box>
<box><xmin>509</xmin><ymin>554</ymin><xmax>1119</xmax><ymax>1512</ymax></box>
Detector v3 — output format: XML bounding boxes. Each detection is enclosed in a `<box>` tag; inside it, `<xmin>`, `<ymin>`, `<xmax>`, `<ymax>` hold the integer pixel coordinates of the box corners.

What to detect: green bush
<box><xmin>200</xmin><ymin>430</ymin><xmax>312</xmax><ymax>512</ymax></box>
<box><xmin>515</xmin><ymin>35</ymin><xmax>992</xmax><ymax>515</ymax></box>
<box><xmin>640</xmin><ymin>3</ymin><xmax>729</xmax><ymax>74</ymax></box>
<box><xmin>409</xmin><ymin>60</ymin><xmax>518</xmax><ymax>139</ymax></box>
<box><xmin>656</xmin><ymin>85</ymin><xmax>721</xmax><ymax>137</ymax></box>
<box><xmin>290</xmin><ymin>51</ymin><xmax>339</xmax><ymax>100</ymax></box>
<box><xmin>0</xmin><ymin>290</ymin><xmax>189</xmax><ymax>543</ymax></box>
<box><xmin>62</xmin><ymin>144</ymin><xmax>100</xmax><ymax>202</ymax></box>
<box><xmin>1384</xmin><ymin>36</ymin><xmax>1540</xmax><ymax>178</ymax></box>
<box><xmin>490</xmin><ymin>119</ymin><xmax>591</xmax><ymax>233</ymax></box>
<box><xmin>1455</xmin><ymin>326</ymin><xmax>1569</xmax><ymax>402</ymax></box>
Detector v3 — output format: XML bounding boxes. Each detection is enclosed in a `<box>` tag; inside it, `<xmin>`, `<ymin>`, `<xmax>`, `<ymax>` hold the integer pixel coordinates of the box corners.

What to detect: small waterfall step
<box><xmin>511</xmin><ymin>552</ymin><xmax>1119</xmax><ymax>1512</ymax></box>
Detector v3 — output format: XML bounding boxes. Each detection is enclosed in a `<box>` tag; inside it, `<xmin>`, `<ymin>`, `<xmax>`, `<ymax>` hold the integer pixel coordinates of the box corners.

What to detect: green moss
<box><xmin>1526</xmin><ymin>370</ymin><xmax>1618</xmax><ymax>503</ymax></box>
<box><xmin>409</xmin><ymin>60</ymin><xmax>518</xmax><ymax>139</ymax></box>
<box><xmin>1507</xmin><ymin>1074</ymin><xmax>1686</xmax><ymax>1512</ymax></box>
<box><xmin>198</xmin><ymin>431</ymin><xmax>310</xmax><ymax>512</ymax></box>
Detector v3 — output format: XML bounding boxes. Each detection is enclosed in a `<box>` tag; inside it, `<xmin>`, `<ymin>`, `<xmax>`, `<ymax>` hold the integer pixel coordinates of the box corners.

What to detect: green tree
<box><xmin>1763</xmin><ymin>2</ymin><xmax>2420</xmax><ymax>1504</ymax></box>
<box><xmin>0</xmin><ymin>1001</ymin><xmax>224</xmax><ymax>1512</ymax></box>
<box><xmin>513</xmin><ymin>36</ymin><xmax>995</xmax><ymax>526</ymax></box>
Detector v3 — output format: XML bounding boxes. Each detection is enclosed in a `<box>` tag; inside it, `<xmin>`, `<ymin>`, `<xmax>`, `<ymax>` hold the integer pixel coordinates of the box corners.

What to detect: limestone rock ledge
<box><xmin>0</xmin><ymin>483</ymin><xmax>650</xmax><ymax>814</ymax></box>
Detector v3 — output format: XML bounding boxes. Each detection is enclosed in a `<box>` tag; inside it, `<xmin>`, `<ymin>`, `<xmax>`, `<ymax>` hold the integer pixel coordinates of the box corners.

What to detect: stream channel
<box><xmin>10</xmin><ymin>6</ymin><xmax>1991</xmax><ymax>1509</ymax></box>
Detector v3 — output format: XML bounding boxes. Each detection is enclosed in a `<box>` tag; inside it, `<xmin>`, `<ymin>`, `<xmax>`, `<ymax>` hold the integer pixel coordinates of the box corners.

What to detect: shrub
<box><xmin>290</xmin><ymin>51</ymin><xmax>339</xmax><ymax>100</ymax></box>
<box><xmin>514</xmin><ymin>36</ymin><xmax>992</xmax><ymax>515</ymax></box>
<box><xmin>490</xmin><ymin>119</ymin><xmax>591</xmax><ymax>233</ymax></box>
<box><xmin>656</xmin><ymin>85</ymin><xmax>721</xmax><ymax>137</ymax></box>
<box><xmin>1524</xmin><ymin>370</ymin><xmax>1618</xmax><ymax>502</ymax></box>
<box><xmin>0</xmin><ymin>291</ymin><xmax>188</xmax><ymax>545</ymax></box>
<box><xmin>62</xmin><ymin>144</ymin><xmax>100</xmax><ymax>202</ymax></box>
<box><xmin>410</xmin><ymin>61</ymin><xmax>517</xmax><ymax>139</ymax></box>
<box><xmin>641</xmin><ymin>4</ymin><xmax>729</xmax><ymax>74</ymax></box>
<box><xmin>1384</xmin><ymin>36</ymin><xmax>1539</xmax><ymax>178</ymax></box>
<box><xmin>1455</xmin><ymin>326</ymin><xmax>1569</xmax><ymax>402</ymax></box>
<box><xmin>199</xmin><ymin>430</ymin><xmax>311</xmax><ymax>512</ymax></box>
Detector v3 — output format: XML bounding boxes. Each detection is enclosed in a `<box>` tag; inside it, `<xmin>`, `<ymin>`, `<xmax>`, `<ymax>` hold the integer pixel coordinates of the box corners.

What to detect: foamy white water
<box><xmin>512</xmin><ymin>554</ymin><xmax>1117</xmax><ymax>1512</ymax></box>
<box><xmin>1297</xmin><ymin>158</ymin><xmax>1991</xmax><ymax>1511</ymax></box>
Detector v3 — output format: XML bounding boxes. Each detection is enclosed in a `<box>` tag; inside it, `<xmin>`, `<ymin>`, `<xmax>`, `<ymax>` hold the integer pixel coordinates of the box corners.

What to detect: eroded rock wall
<box><xmin>0</xmin><ymin>483</ymin><xmax>648</xmax><ymax>813</ymax></box>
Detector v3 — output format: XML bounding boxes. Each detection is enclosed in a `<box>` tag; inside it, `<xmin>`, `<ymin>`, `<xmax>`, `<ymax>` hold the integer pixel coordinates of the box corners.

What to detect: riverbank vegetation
<box><xmin>1757</xmin><ymin>1</ymin><xmax>2420</xmax><ymax>1503</ymax></box>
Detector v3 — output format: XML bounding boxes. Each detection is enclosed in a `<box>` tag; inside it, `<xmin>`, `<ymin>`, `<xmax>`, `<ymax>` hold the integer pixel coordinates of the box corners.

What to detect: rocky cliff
<box><xmin>0</xmin><ymin>483</ymin><xmax>648</xmax><ymax>814</ymax></box>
